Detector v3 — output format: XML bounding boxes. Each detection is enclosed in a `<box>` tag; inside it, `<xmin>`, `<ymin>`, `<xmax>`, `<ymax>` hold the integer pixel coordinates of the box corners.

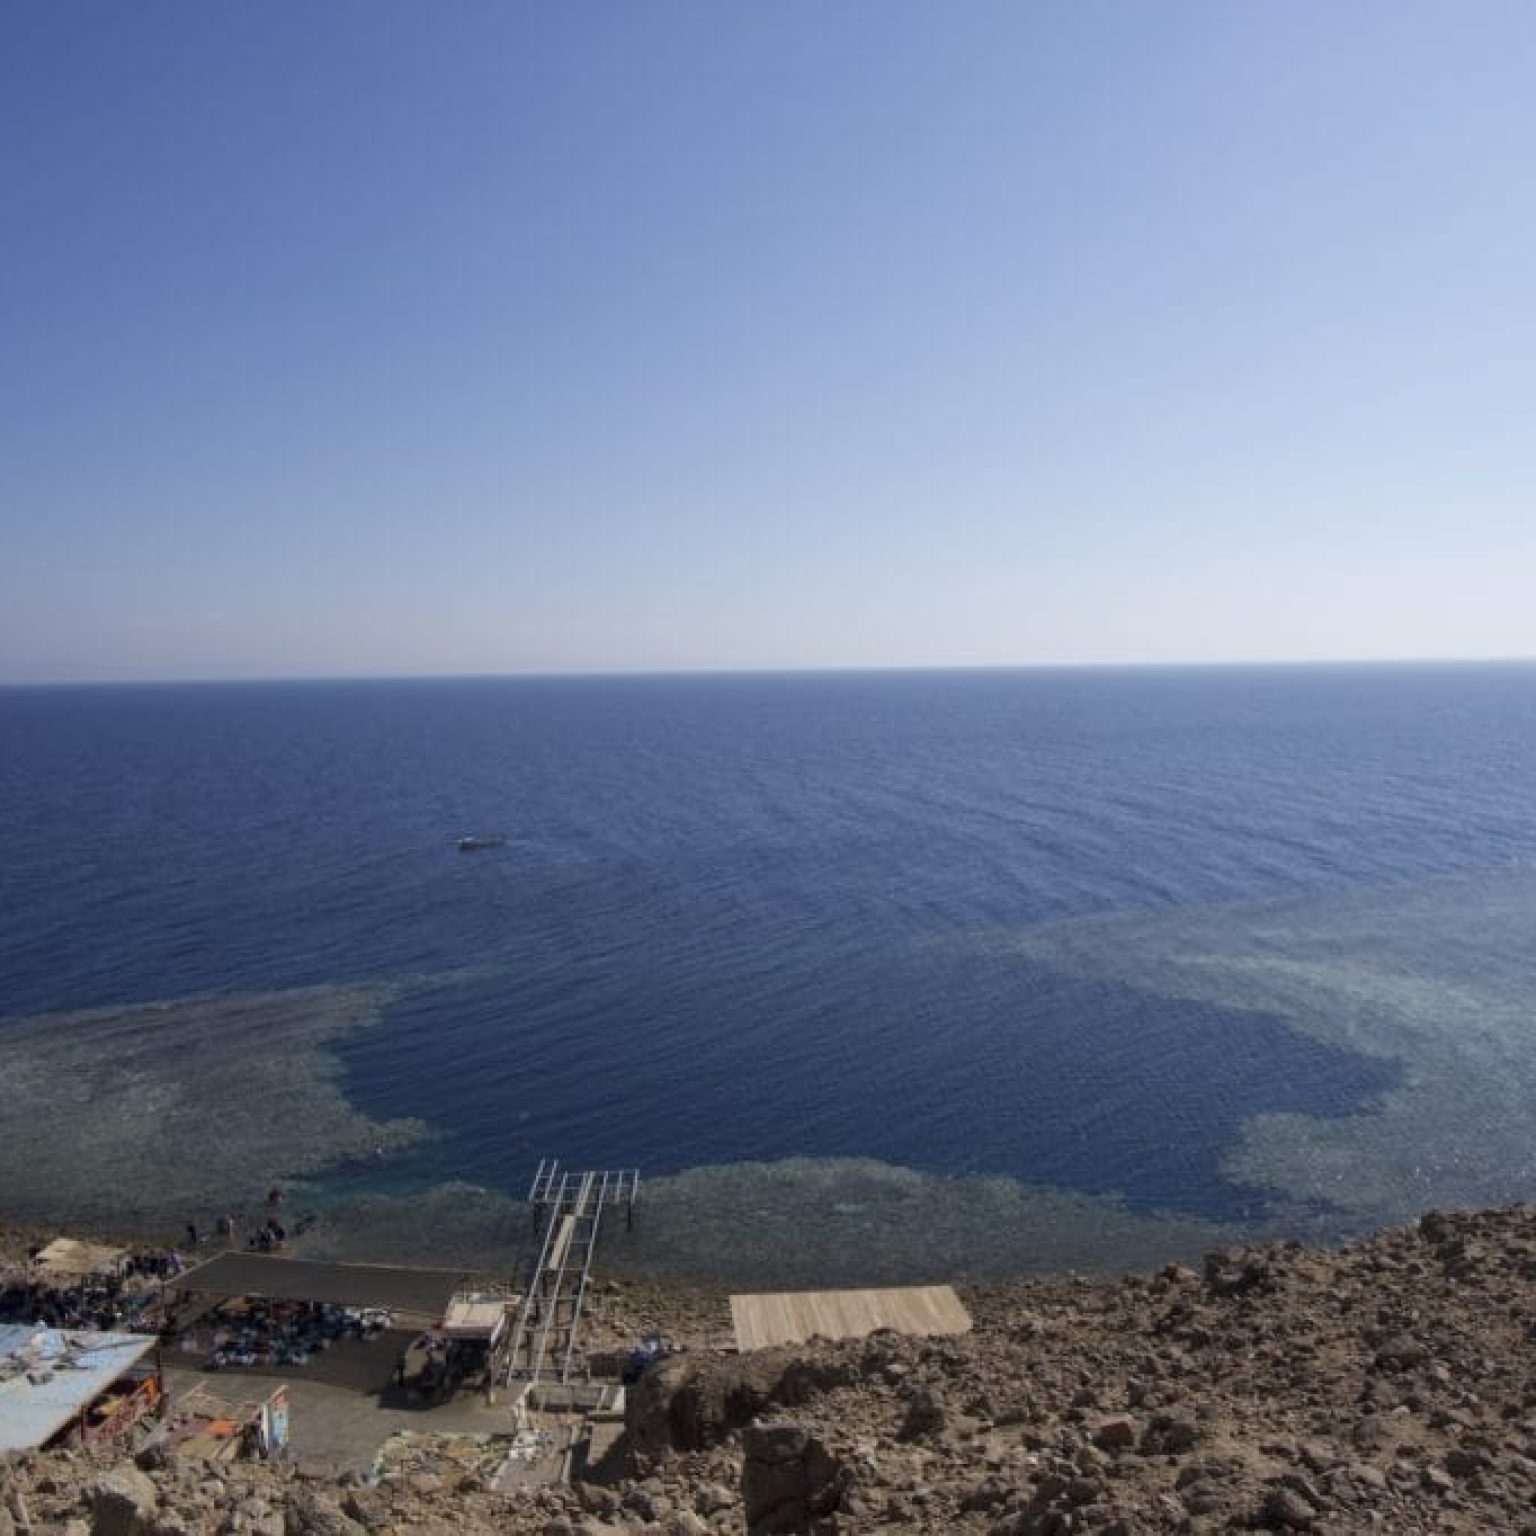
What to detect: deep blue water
<box><xmin>4</xmin><ymin>664</ymin><xmax>1535</xmax><ymax>1233</ymax></box>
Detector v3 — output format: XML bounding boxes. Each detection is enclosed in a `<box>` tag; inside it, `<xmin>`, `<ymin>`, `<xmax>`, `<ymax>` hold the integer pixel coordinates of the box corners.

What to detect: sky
<box><xmin>2</xmin><ymin>3</ymin><xmax>1534</xmax><ymax>682</ymax></box>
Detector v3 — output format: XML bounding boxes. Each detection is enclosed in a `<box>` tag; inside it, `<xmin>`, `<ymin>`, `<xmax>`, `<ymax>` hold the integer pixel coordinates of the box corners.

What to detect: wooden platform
<box><xmin>729</xmin><ymin>1285</ymin><xmax>971</xmax><ymax>1352</ymax></box>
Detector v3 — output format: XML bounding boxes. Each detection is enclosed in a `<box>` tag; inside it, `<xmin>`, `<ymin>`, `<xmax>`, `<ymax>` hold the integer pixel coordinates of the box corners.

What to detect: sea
<box><xmin>3</xmin><ymin>664</ymin><xmax>1535</xmax><ymax>1285</ymax></box>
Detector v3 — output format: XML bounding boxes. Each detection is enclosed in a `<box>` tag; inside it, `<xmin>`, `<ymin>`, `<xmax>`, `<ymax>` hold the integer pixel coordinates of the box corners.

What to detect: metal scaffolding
<box><xmin>502</xmin><ymin>1160</ymin><xmax>640</xmax><ymax>1385</ymax></box>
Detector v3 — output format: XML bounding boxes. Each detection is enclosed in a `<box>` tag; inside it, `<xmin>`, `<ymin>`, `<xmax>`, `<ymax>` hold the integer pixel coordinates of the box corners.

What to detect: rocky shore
<box><xmin>9</xmin><ymin>1206</ymin><xmax>1536</xmax><ymax>1533</ymax></box>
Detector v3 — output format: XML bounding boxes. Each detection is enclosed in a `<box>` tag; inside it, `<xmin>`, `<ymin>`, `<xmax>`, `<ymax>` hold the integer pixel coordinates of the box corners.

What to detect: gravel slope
<box><xmin>8</xmin><ymin>1206</ymin><xmax>1536</xmax><ymax>1533</ymax></box>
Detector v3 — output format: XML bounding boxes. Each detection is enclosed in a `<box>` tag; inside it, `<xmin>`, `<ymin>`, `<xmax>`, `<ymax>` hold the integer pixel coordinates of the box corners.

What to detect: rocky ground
<box><xmin>10</xmin><ymin>1206</ymin><xmax>1536</xmax><ymax>1533</ymax></box>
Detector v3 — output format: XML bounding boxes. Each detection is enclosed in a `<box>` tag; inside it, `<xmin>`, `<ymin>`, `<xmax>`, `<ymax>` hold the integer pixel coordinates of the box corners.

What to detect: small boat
<box><xmin>456</xmin><ymin>834</ymin><xmax>507</xmax><ymax>852</ymax></box>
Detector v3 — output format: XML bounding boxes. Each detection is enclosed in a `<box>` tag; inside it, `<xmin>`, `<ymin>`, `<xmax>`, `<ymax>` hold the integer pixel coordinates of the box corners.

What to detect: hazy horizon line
<box><xmin>4</xmin><ymin>654</ymin><xmax>1535</xmax><ymax>691</ymax></box>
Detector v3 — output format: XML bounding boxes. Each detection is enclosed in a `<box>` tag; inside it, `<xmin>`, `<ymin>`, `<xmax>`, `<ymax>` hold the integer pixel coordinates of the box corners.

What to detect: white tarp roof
<box><xmin>0</xmin><ymin>1325</ymin><xmax>156</xmax><ymax>1451</ymax></box>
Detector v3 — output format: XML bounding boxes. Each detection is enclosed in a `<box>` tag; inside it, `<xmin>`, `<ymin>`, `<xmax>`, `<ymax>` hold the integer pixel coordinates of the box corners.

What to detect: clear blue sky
<box><xmin>3</xmin><ymin>3</ymin><xmax>1533</xmax><ymax>682</ymax></box>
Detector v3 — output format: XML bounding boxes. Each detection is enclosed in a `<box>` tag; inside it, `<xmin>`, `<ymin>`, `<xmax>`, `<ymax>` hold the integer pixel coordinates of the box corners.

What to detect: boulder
<box><xmin>1445</xmin><ymin>1446</ymin><xmax>1487</xmax><ymax>1478</ymax></box>
<box><xmin>338</xmin><ymin>1490</ymin><xmax>387</xmax><ymax>1531</ymax></box>
<box><xmin>625</xmin><ymin>1351</ymin><xmax>797</xmax><ymax>1463</ymax></box>
<box><xmin>1091</xmin><ymin>1416</ymin><xmax>1137</xmax><ymax>1452</ymax></box>
<box><xmin>283</xmin><ymin>1489</ymin><xmax>364</xmax><ymax>1536</ymax></box>
<box><xmin>145</xmin><ymin>1517</ymin><xmax>193</xmax><ymax>1536</ymax></box>
<box><xmin>87</xmin><ymin>1469</ymin><xmax>159</xmax><ymax>1536</ymax></box>
<box><xmin>1261</xmin><ymin>1485</ymin><xmax>1318</xmax><ymax>1530</ymax></box>
<box><xmin>1341</xmin><ymin>1462</ymin><xmax>1387</xmax><ymax>1493</ymax></box>
<box><xmin>899</xmin><ymin>1387</ymin><xmax>948</xmax><ymax>1442</ymax></box>
<box><xmin>1203</xmin><ymin>1251</ymin><xmax>1273</xmax><ymax>1297</ymax></box>
<box><xmin>740</xmin><ymin>1424</ymin><xmax>847</xmax><ymax>1535</ymax></box>
<box><xmin>573</xmin><ymin>1483</ymin><xmax>620</xmax><ymax>1519</ymax></box>
<box><xmin>1139</xmin><ymin>1414</ymin><xmax>1198</xmax><ymax>1455</ymax></box>
<box><xmin>693</xmin><ymin>1482</ymin><xmax>735</xmax><ymax>1516</ymax></box>
<box><xmin>1373</xmin><ymin>1335</ymin><xmax>1429</xmax><ymax>1371</ymax></box>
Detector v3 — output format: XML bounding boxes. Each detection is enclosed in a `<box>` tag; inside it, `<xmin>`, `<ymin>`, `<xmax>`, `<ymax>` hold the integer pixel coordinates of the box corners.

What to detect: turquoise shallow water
<box><xmin>3</xmin><ymin>665</ymin><xmax>1535</xmax><ymax>1279</ymax></box>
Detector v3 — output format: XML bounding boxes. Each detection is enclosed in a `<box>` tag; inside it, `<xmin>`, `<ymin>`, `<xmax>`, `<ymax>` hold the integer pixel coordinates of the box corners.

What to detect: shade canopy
<box><xmin>730</xmin><ymin>1284</ymin><xmax>972</xmax><ymax>1352</ymax></box>
<box><xmin>32</xmin><ymin>1238</ymin><xmax>127</xmax><ymax>1280</ymax></box>
<box><xmin>174</xmin><ymin>1254</ymin><xmax>468</xmax><ymax>1318</ymax></box>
